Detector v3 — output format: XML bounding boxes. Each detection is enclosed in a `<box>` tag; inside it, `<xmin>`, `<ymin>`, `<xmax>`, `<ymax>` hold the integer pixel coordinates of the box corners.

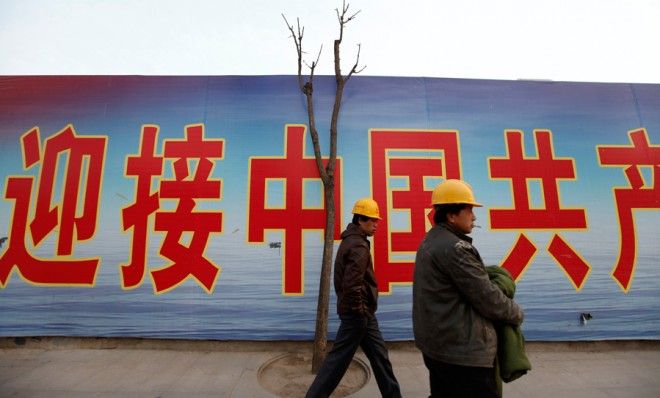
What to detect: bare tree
<box><xmin>283</xmin><ymin>1</ymin><xmax>365</xmax><ymax>373</ymax></box>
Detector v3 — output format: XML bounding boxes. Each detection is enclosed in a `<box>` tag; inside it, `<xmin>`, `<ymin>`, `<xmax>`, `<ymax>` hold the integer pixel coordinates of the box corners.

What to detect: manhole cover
<box><xmin>258</xmin><ymin>353</ymin><xmax>370</xmax><ymax>397</ymax></box>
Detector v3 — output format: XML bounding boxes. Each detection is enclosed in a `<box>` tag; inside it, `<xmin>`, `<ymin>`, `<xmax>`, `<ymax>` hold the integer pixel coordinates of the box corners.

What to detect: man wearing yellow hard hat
<box><xmin>412</xmin><ymin>180</ymin><xmax>524</xmax><ymax>397</ymax></box>
<box><xmin>307</xmin><ymin>198</ymin><xmax>402</xmax><ymax>398</ymax></box>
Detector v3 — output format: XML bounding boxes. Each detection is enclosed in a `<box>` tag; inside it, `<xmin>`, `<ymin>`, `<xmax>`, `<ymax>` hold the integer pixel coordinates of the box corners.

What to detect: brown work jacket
<box><xmin>334</xmin><ymin>223</ymin><xmax>378</xmax><ymax>318</ymax></box>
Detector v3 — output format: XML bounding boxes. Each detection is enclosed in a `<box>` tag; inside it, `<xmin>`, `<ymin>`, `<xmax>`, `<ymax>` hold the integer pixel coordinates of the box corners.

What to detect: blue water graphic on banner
<box><xmin>0</xmin><ymin>75</ymin><xmax>658</xmax><ymax>341</ymax></box>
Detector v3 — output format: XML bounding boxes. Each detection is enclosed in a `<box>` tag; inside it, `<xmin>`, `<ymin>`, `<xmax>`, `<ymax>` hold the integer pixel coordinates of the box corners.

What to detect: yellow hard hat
<box><xmin>431</xmin><ymin>179</ymin><xmax>482</xmax><ymax>207</ymax></box>
<box><xmin>352</xmin><ymin>198</ymin><xmax>382</xmax><ymax>219</ymax></box>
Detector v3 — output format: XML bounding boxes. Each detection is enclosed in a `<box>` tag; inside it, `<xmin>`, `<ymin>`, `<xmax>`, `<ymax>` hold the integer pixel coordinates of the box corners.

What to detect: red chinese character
<box><xmin>247</xmin><ymin>124</ymin><xmax>341</xmax><ymax>295</ymax></box>
<box><xmin>597</xmin><ymin>128</ymin><xmax>660</xmax><ymax>292</ymax></box>
<box><xmin>370</xmin><ymin>130</ymin><xmax>461</xmax><ymax>293</ymax></box>
<box><xmin>0</xmin><ymin>125</ymin><xmax>106</xmax><ymax>287</ymax></box>
<box><xmin>121</xmin><ymin>124</ymin><xmax>224</xmax><ymax>293</ymax></box>
<box><xmin>489</xmin><ymin>130</ymin><xmax>590</xmax><ymax>290</ymax></box>
<box><xmin>120</xmin><ymin>125</ymin><xmax>163</xmax><ymax>288</ymax></box>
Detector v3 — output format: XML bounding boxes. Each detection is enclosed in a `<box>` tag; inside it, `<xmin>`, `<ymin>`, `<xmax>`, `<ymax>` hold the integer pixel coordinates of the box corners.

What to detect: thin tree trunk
<box><xmin>311</xmin><ymin>180</ymin><xmax>336</xmax><ymax>372</ymax></box>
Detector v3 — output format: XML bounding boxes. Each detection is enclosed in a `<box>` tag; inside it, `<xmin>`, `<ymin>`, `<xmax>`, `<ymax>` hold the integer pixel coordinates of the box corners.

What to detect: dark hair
<box><xmin>352</xmin><ymin>214</ymin><xmax>371</xmax><ymax>225</ymax></box>
<box><xmin>433</xmin><ymin>203</ymin><xmax>469</xmax><ymax>225</ymax></box>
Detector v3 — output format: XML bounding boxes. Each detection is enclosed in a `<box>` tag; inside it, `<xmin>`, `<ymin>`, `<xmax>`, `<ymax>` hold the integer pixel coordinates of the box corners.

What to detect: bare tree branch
<box><xmin>345</xmin><ymin>43</ymin><xmax>366</xmax><ymax>81</ymax></box>
<box><xmin>303</xmin><ymin>45</ymin><xmax>323</xmax><ymax>75</ymax></box>
<box><xmin>281</xmin><ymin>14</ymin><xmax>304</xmax><ymax>92</ymax></box>
<box><xmin>335</xmin><ymin>1</ymin><xmax>361</xmax><ymax>42</ymax></box>
<box><xmin>282</xmin><ymin>13</ymin><xmax>329</xmax><ymax>183</ymax></box>
<box><xmin>333</xmin><ymin>1</ymin><xmax>365</xmax><ymax>84</ymax></box>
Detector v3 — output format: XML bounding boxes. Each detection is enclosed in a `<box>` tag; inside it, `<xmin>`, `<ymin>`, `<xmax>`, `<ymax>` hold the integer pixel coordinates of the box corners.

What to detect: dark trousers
<box><xmin>306</xmin><ymin>315</ymin><xmax>402</xmax><ymax>398</ymax></box>
<box><xmin>423</xmin><ymin>354</ymin><xmax>499</xmax><ymax>398</ymax></box>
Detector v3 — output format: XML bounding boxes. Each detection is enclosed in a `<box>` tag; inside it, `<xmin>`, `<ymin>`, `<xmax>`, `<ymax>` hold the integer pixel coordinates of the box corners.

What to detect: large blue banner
<box><xmin>0</xmin><ymin>76</ymin><xmax>658</xmax><ymax>341</ymax></box>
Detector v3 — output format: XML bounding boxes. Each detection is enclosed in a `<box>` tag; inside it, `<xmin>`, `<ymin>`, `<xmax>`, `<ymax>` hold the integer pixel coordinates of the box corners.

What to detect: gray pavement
<box><xmin>1</xmin><ymin>337</ymin><xmax>659</xmax><ymax>397</ymax></box>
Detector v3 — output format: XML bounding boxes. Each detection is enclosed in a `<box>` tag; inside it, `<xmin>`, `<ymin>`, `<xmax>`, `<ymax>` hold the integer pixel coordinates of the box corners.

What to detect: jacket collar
<box><xmin>342</xmin><ymin>222</ymin><xmax>369</xmax><ymax>241</ymax></box>
<box><xmin>439</xmin><ymin>222</ymin><xmax>473</xmax><ymax>244</ymax></box>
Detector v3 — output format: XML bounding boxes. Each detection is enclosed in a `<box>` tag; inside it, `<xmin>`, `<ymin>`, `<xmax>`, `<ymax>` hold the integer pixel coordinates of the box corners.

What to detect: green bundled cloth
<box><xmin>487</xmin><ymin>266</ymin><xmax>532</xmax><ymax>386</ymax></box>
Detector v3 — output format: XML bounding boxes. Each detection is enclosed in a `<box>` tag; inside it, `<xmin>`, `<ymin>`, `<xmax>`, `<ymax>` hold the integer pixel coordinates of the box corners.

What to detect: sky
<box><xmin>1</xmin><ymin>0</ymin><xmax>659</xmax><ymax>83</ymax></box>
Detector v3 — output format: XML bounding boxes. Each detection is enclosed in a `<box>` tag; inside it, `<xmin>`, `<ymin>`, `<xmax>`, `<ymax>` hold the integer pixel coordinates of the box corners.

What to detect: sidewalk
<box><xmin>1</xmin><ymin>337</ymin><xmax>659</xmax><ymax>397</ymax></box>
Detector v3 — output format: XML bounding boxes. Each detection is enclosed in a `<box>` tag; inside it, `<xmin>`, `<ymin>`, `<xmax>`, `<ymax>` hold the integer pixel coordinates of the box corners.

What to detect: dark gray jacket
<box><xmin>412</xmin><ymin>223</ymin><xmax>524</xmax><ymax>367</ymax></box>
<box><xmin>334</xmin><ymin>223</ymin><xmax>378</xmax><ymax>318</ymax></box>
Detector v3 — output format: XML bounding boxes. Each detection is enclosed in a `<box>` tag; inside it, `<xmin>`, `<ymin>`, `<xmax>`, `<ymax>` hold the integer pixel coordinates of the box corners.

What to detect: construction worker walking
<box><xmin>306</xmin><ymin>198</ymin><xmax>401</xmax><ymax>398</ymax></box>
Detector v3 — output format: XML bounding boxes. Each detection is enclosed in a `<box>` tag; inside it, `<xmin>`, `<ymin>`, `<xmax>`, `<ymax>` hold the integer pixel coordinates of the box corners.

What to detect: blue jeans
<box><xmin>306</xmin><ymin>314</ymin><xmax>402</xmax><ymax>398</ymax></box>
